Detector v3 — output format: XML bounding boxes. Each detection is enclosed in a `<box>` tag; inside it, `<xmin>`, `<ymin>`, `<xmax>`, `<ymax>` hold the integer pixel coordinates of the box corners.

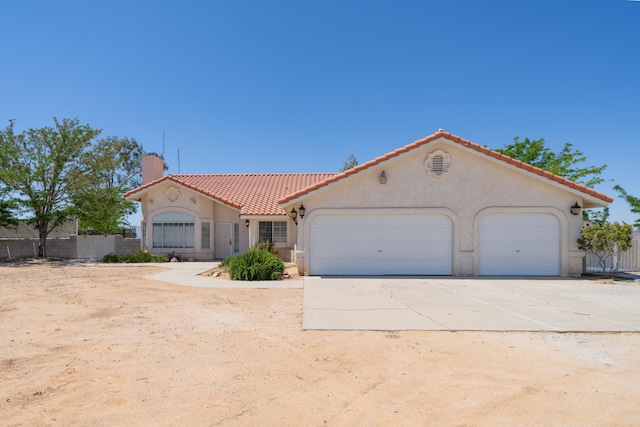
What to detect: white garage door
<box><xmin>309</xmin><ymin>213</ymin><xmax>452</xmax><ymax>275</ymax></box>
<box><xmin>478</xmin><ymin>213</ymin><xmax>560</xmax><ymax>276</ymax></box>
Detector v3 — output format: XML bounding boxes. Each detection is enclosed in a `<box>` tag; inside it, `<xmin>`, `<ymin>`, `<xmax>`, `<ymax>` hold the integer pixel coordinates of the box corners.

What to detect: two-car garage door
<box><xmin>309</xmin><ymin>213</ymin><xmax>453</xmax><ymax>276</ymax></box>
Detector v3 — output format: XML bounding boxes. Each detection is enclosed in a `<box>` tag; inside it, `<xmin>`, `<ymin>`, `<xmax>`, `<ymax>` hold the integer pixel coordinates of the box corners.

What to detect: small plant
<box><xmin>223</xmin><ymin>249</ymin><xmax>284</xmax><ymax>281</ymax></box>
<box><xmin>102</xmin><ymin>250</ymin><xmax>169</xmax><ymax>263</ymax></box>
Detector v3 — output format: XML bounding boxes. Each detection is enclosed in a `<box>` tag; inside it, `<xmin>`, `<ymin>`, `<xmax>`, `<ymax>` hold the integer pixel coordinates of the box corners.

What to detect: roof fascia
<box><xmin>280</xmin><ymin>133</ymin><xmax>611</xmax><ymax>208</ymax></box>
<box><xmin>125</xmin><ymin>176</ymin><xmax>242</xmax><ymax>211</ymax></box>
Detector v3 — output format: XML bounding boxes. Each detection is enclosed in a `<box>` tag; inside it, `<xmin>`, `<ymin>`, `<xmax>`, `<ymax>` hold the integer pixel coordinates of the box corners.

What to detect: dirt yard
<box><xmin>2</xmin><ymin>261</ymin><xmax>639</xmax><ymax>426</ymax></box>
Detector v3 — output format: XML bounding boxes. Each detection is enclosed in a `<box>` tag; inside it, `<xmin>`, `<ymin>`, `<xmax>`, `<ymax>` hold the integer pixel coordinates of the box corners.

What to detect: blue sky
<box><xmin>1</xmin><ymin>0</ymin><xmax>638</xmax><ymax>226</ymax></box>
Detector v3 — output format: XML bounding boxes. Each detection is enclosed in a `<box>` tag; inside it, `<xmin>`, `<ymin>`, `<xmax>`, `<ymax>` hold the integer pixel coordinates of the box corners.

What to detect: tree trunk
<box><xmin>38</xmin><ymin>226</ymin><xmax>47</xmax><ymax>258</ymax></box>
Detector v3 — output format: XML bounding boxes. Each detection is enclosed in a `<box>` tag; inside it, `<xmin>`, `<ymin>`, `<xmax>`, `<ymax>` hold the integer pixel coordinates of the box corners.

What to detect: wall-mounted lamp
<box><xmin>570</xmin><ymin>202</ymin><xmax>582</xmax><ymax>216</ymax></box>
<box><xmin>379</xmin><ymin>171</ymin><xmax>387</xmax><ymax>184</ymax></box>
<box><xmin>245</xmin><ymin>219</ymin><xmax>250</xmax><ymax>227</ymax></box>
<box><xmin>299</xmin><ymin>205</ymin><xmax>305</xmax><ymax>219</ymax></box>
<box><xmin>291</xmin><ymin>207</ymin><xmax>298</xmax><ymax>225</ymax></box>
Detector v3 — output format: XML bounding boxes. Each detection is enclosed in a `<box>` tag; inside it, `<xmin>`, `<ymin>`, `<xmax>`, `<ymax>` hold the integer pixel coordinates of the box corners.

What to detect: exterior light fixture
<box><xmin>245</xmin><ymin>219</ymin><xmax>250</xmax><ymax>227</ymax></box>
<box><xmin>379</xmin><ymin>171</ymin><xmax>387</xmax><ymax>184</ymax></box>
<box><xmin>291</xmin><ymin>208</ymin><xmax>298</xmax><ymax>225</ymax></box>
<box><xmin>570</xmin><ymin>202</ymin><xmax>582</xmax><ymax>216</ymax></box>
<box><xmin>298</xmin><ymin>205</ymin><xmax>306</xmax><ymax>219</ymax></box>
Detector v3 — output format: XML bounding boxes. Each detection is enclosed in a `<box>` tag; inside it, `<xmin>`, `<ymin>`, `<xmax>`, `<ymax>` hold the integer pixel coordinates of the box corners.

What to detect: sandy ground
<box><xmin>1</xmin><ymin>261</ymin><xmax>640</xmax><ymax>426</ymax></box>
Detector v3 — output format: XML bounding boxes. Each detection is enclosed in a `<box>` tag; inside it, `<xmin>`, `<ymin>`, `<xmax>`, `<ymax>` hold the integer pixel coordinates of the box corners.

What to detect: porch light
<box><xmin>379</xmin><ymin>171</ymin><xmax>387</xmax><ymax>184</ymax></box>
<box><xmin>245</xmin><ymin>219</ymin><xmax>250</xmax><ymax>227</ymax></box>
<box><xmin>291</xmin><ymin>208</ymin><xmax>298</xmax><ymax>225</ymax></box>
<box><xmin>570</xmin><ymin>202</ymin><xmax>582</xmax><ymax>216</ymax></box>
<box><xmin>299</xmin><ymin>205</ymin><xmax>306</xmax><ymax>219</ymax></box>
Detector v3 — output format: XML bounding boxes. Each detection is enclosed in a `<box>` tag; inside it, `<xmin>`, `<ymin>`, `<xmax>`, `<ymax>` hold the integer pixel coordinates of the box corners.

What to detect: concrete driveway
<box><xmin>303</xmin><ymin>276</ymin><xmax>640</xmax><ymax>331</ymax></box>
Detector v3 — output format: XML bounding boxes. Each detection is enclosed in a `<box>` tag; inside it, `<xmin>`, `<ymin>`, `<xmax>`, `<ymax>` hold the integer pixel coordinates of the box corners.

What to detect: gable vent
<box><xmin>432</xmin><ymin>155</ymin><xmax>444</xmax><ymax>175</ymax></box>
<box><xmin>424</xmin><ymin>150</ymin><xmax>452</xmax><ymax>178</ymax></box>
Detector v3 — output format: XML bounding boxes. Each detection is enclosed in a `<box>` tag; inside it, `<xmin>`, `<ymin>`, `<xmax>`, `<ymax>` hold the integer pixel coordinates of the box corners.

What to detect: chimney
<box><xmin>142</xmin><ymin>154</ymin><xmax>165</xmax><ymax>185</ymax></box>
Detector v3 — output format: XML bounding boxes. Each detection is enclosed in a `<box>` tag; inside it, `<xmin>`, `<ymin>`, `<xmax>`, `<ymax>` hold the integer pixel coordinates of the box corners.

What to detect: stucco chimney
<box><xmin>142</xmin><ymin>154</ymin><xmax>165</xmax><ymax>184</ymax></box>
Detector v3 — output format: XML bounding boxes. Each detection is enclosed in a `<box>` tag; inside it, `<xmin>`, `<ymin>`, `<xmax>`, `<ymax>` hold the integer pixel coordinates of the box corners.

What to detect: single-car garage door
<box><xmin>309</xmin><ymin>213</ymin><xmax>452</xmax><ymax>275</ymax></box>
<box><xmin>478</xmin><ymin>213</ymin><xmax>560</xmax><ymax>276</ymax></box>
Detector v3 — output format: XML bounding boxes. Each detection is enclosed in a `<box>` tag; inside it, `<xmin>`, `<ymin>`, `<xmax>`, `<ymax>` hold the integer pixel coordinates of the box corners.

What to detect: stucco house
<box><xmin>124</xmin><ymin>130</ymin><xmax>612</xmax><ymax>276</ymax></box>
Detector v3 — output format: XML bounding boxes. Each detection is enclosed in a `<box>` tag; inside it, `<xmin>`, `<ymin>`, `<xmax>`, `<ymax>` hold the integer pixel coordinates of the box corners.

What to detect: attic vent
<box><xmin>424</xmin><ymin>150</ymin><xmax>452</xmax><ymax>178</ymax></box>
<box><xmin>432</xmin><ymin>155</ymin><xmax>444</xmax><ymax>175</ymax></box>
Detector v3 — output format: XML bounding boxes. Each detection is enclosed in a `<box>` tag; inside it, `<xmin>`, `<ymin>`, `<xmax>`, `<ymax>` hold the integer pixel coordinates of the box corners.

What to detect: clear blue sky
<box><xmin>1</xmin><ymin>0</ymin><xmax>638</xmax><ymax>226</ymax></box>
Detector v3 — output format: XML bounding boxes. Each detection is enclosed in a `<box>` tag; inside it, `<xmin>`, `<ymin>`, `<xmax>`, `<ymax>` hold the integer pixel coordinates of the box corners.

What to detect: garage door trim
<box><xmin>474</xmin><ymin>207</ymin><xmax>568</xmax><ymax>276</ymax></box>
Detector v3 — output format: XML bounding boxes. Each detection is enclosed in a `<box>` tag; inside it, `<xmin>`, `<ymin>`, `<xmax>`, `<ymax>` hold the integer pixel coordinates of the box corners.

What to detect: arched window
<box><xmin>152</xmin><ymin>212</ymin><xmax>195</xmax><ymax>249</ymax></box>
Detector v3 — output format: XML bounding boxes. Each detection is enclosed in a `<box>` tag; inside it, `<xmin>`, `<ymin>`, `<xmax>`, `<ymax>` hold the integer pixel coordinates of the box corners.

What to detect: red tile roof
<box><xmin>124</xmin><ymin>173</ymin><xmax>337</xmax><ymax>216</ymax></box>
<box><xmin>278</xmin><ymin>130</ymin><xmax>613</xmax><ymax>205</ymax></box>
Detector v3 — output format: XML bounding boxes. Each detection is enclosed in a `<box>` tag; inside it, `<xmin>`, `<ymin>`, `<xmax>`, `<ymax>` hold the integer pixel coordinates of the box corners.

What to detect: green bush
<box><xmin>224</xmin><ymin>249</ymin><xmax>284</xmax><ymax>281</ymax></box>
<box><xmin>251</xmin><ymin>240</ymin><xmax>278</xmax><ymax>255</ymax></box>
<box><xmin>102</xmin><ymin>250</ymin><xmax>168</xmax><ymax>263</ymax></box>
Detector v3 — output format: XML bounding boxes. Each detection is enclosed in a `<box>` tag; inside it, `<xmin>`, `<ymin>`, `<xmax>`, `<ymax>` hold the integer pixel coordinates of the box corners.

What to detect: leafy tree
<box><xmin>341</xmin><ymin>153</ymin><xmax>359</xmax><ymax>171</ymax></box>
<box><xmin>0</xmin><ymin>191</ymin><xmax>19</xmax><ymax>229</ymax></box>
<box><xmin>578</xmin><ymin>221</ymin><xmax>634</xmax><ymax>277</ymax></box>
<box><xmin>0</xmin><ymin>118</ymin><xmax>100</xmax><ymax>256</ymax></box>
<box><xmin>495</xmin><ymin>137</ymin><xmax>607</xmax><ymax>188</ymax></box>
<box><xmin>71</xmin><ymin>136</ymin><xmax>143</xmax><ymax>233</ymax></box>
<box><xmin>613</xmin><ymin>185</ymin><xmax>640</xmax><ymax>229</ymax></box>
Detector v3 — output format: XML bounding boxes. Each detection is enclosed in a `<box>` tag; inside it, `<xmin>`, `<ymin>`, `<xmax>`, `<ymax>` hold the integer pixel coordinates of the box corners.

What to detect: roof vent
<box><xmin>424</xmin><ymin>149</ymin><xmax>452</xmax><ymax>178</ymax></box>
<box><xmin>437</xmin><ymin>128</ymin><xmax>445</xmax><ymax>133</ymax></box>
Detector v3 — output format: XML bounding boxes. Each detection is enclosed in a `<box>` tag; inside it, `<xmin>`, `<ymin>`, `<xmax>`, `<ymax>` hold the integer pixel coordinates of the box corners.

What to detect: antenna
<box><xmin>177</xmin><ymin>131</ymin><xmax>181</xmax><ymax>174</ymax></box>
<box><xmin>162</xmin><ymin>130</ymin><xmax>165</xmax><ymax>158</ymax></box>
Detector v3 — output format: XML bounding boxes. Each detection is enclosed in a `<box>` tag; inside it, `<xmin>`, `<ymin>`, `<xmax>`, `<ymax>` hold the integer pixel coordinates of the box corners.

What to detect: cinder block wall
<box><xmin>115</xmin><ymin>236</ymin><xmax>141</xmax><ymax>255</ymax></box>
<box><xmin>0</xmin><ymin>237</ymin><xmax>141</xmax><ymax>260</ymax></box>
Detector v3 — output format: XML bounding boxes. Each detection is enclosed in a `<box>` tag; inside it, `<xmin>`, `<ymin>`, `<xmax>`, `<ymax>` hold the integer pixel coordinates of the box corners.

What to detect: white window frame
<box><xmin>258</xmin><ymin>221</ymin><xmax>288</xmax><ymax>245</ymax></box>
<box><xmin>152</xmin><ymin>212</ymin><xmax>195</xmax><ymax>249</ymax></box>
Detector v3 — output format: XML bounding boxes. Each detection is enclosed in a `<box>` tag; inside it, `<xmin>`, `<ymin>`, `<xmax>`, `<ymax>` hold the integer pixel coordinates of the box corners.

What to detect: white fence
<box><xmin>584</xmin><ymin>231</ymin><xmax>640</xmax><ymax>273</ymax></box>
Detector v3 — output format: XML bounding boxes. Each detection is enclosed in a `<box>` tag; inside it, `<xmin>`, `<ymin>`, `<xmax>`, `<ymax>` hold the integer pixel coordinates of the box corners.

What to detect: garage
<box><xmin>308</xmin><ymin>213</ymin><xmax>452</xmax><ymax>276</ymax></box>
<box><xmin>478</xmin><ymin>213</ymin><xmax>560</xmax><ymax>276</ymax></box>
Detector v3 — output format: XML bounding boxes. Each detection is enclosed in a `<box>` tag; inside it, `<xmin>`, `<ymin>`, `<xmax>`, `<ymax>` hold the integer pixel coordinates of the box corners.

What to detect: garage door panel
<box><xmin>309</xmin><ymin>213</ymin><xmax>452</xmax><ymax>276</ymax></box>
<box><xmin>479</xmin><ymin>213</ymin><xmax>560</xmax><ymax>276</ymax></box>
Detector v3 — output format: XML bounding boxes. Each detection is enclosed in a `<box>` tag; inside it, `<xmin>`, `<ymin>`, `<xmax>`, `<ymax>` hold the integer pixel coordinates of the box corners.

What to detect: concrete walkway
<box><xmin>303</xmin><ymin>276</ymin><xmax>640</xmax><ymax>332</ymax></box>
<box><xmin>143</xmin><ymin>262</ymin><xmax>303</xmax><ymax>289</ymax></box>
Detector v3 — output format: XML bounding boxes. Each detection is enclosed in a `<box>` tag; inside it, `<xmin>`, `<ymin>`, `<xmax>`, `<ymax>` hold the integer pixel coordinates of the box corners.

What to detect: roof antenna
<box><xmin>177</xmin><ymin>131</ymin><xmax>181</xmax><ymax>174</ymax></box>
<box><xmin>162</xmin><ymin>130</ymin><xmax>165</xmax><ymax>158</ymax></box>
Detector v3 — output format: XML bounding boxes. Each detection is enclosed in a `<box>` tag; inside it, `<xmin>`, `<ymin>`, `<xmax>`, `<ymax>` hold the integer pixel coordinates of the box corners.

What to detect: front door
<box><xmin>215</xmin><ymin>223</ymin><xmax>233</xmax><ymax>259</ymax></box>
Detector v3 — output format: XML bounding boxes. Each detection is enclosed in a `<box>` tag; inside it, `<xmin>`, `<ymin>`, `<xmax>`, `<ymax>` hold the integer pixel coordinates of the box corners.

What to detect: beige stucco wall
<box><xmin>293</xmin><ymin>139</ymin><xmax>586</xmax><ymax>276</ymax></box>
<box><xmin>137</xmin><ymin>182</ymin><xmax>296</xmax><ymax>261</ymax></box>
<box><xmin>139</xmin><ymin>183</ymin><xmax>215</xmax><ymax>260</ymax></box>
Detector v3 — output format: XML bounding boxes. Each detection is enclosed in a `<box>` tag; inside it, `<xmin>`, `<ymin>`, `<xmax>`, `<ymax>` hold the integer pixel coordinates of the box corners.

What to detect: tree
<box><xmin>341</xmin><ymin>153</ymin><xmax>359</xmax><ymax>171</ymax></box>
<box><xmin>0</xmin><ymin>118</ymin><xmax>101</xmax><ymax>256</ymax></box>
<box><xmin>495</xmin><ymin>137</ymin><xmax>607</xmax><ymax>188</ymax></box>
<box><xmin>613</xmin><ymin>185</ymin><xmax>640</xmax><ymax>230</ymax></box>
<box><xmin>0</xmin><ymin>190</ymin><xmax>19</xmax><ymax>229</ymax></box>
<box><xmin>578</xmin><ymin>221</ymin><xmax>634</xmax><ymax>277</ymax></box>
<box><xmin>71</xmin><ymin>136</ymin><xmax>143</xmax><ymax>233</ymax></box>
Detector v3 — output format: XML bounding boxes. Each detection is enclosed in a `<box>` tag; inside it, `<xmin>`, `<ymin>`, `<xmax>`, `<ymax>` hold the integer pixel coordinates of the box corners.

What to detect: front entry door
<box><xmin>215</xmin><ymin>223</ymin><xmax>233</xmax><ymax>259</ymax></box>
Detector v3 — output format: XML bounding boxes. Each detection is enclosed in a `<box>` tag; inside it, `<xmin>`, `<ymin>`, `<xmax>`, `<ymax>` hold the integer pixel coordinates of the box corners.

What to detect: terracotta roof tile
<box><xmin>124</xmin><ymin>173</ymin><xmax>337</xmax><ymax>216</ymax></box>
<box><xmin>278</xmin><ymin>130</ymin><xmax>613</xmax><ymax>204</ymax></box>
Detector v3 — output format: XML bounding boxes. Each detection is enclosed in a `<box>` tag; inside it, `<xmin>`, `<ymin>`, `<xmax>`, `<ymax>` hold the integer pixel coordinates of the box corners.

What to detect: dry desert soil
<box><xmin>1</xmin><ymin>261</ymin><xmax>640</xmax><ymax>426</ymax></box>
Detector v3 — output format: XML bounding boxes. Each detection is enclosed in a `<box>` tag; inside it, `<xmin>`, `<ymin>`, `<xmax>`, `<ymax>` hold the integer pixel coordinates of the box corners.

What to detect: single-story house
<box><xmin>124</xmin><ymin>130</ymin><xmax>612</xmax><ymax>276</ymax></box>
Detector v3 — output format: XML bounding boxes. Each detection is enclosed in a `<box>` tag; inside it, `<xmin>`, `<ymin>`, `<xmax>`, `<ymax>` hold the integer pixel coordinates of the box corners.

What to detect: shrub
<box><xmin>224</xmin><ymin>249</ymin><xmax>284</xmax><ymax>281</ymax></box>
<box><xmin>102</xmin><ymin>250</ymin><xmax>169</xmax><ymax>263</ymax></box>
<box><xmin>251</xmin><ymin>240</ymin><xmax>277</xmax><ymax>255</ymax></box>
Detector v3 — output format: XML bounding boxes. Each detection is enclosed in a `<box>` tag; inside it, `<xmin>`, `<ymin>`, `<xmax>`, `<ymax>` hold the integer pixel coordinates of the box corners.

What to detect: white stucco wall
<box><xmin>293</xmin><ymin>139</ymin><xmax>586</xmax><ymax>276</ymax></box>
